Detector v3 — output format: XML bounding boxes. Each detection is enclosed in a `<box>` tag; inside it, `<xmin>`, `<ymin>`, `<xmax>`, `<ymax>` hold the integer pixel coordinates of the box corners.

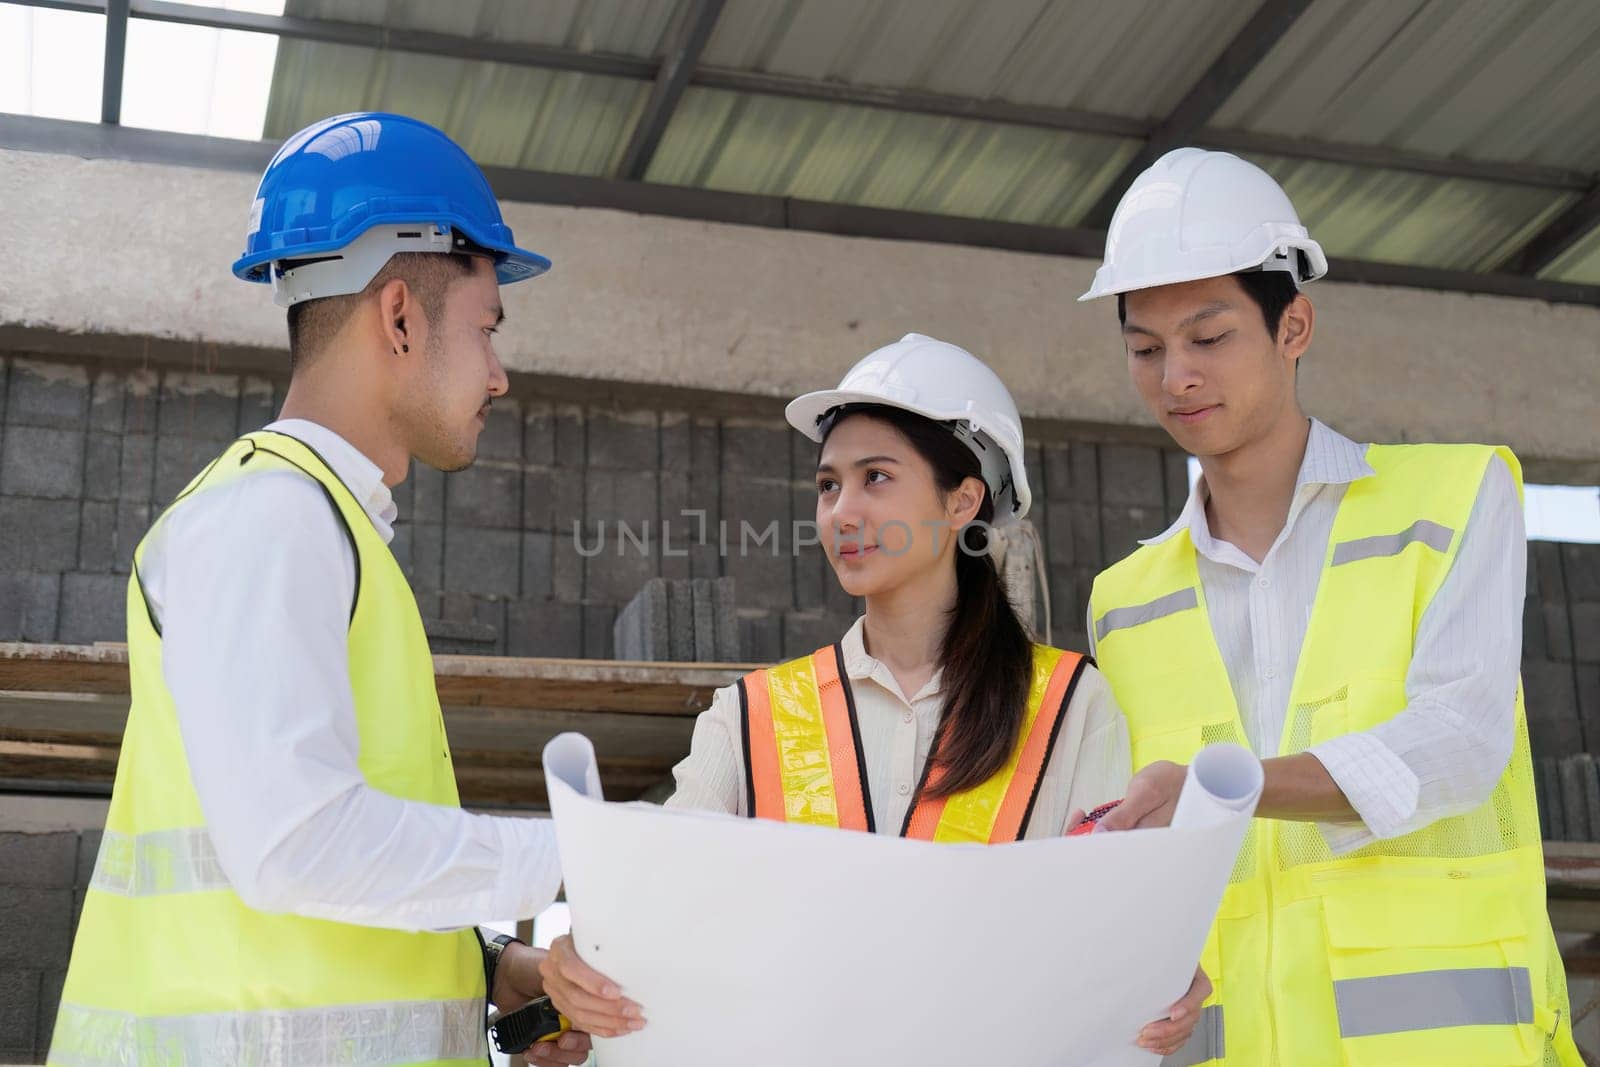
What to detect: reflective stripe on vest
<box><xmin>89</xmin><ymin>828</ymin><xmax>229</xmax><ymax>896</ymax></box>
<box><xmin>739</xmin><ymin>644</ymin><xmax>1086</xmax><ymax>843</ymax></box>
<box><xmin>1330</xmin><ymin>519</ymin><xmax>1454</xmax><ymax>567</ymax></box>
<box><xmin>48</xmin><ymin>999</ymin><xmax>485</xmax><ymax>1067</ymax></box>
<box><xmin>1161</xmin><ymin>1004</ymin><xmax>1223</xmax><ymax>1067</ymax></box>
<box><xmin>1334</xmin><ymin>967</ymin><xmax>1533</xmax><ymax>1038</ymax></box>
<box><xmin>740</xmin><ymin>644</ymin><xmax>873</xmax><ymax>831</ymax></box>
<box><xmin>1094</xmin><ymin>588</ymin><xmax>1197</xmax><ymax>642</ymax></box>
<box><xmin>1090</xmin><ymin>441</ymin><xmax>1581</xmax><ymax>1067</ymax></box>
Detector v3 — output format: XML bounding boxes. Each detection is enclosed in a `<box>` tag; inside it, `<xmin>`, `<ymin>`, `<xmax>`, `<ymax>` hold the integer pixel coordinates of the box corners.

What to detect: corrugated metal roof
<box><xmin>701</xmin><ymin>0</ymin><xmax>1256</xmax><ymax>119</ymax></box>
<box><xmin>1214</xmin><ymin>0</ymin><xmax>1600</xmax><ymax>173</ymax></box>
<box><xmin>1544</xmin><ymin>224</ymin><xmax>1600</xmax><ymax>286</ymax></box>
<box><xmin>1245</xmin><ymin>152</ymin><xmax>1576</xmax><ymax>272</ymax></box>
<box><xmin>285</xmin><ymin>0</ymin><xmax>686</xmax><ymax>57</ymax></box>
<box><xmin>264</xmin><ymin>41</ymin><xmax>648</xmax><ymax>175</ymax></box>
<box><xmin>646</xmin><ymin>87</ymin><xmax>1139</xmax><ymax>226</ymax></box>
<box><xmin>241</xmin><ymin>0</ymin><xmax>1600</xmax><ymax>285</ymax></box>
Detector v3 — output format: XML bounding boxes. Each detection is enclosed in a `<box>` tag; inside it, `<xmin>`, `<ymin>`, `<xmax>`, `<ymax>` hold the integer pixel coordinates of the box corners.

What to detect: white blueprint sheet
<box><xmin>544</xmin><ymin>734</ymin><xmax>1262</xmax><ymax>1067</ymax></box>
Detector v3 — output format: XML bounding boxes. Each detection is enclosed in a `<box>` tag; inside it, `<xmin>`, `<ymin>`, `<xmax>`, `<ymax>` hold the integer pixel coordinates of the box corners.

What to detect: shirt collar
<box><xmin>1141</xmin><ymin>418</ymin><xmax>1375</xmax><ymax>552</ymax></box>
<box><xmin>839</xmin><ymin>615</ymin><xmax>944</xmax><ymax>704</ymax></box>
<box><xmin>264</xmin><ymin>419</ymin><xmax>399</xmax><ymax>544</ymax></box>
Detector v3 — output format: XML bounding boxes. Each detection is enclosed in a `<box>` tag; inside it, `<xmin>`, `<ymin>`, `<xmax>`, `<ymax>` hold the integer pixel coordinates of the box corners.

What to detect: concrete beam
<box><xmin>3</xmin><ymin>147</ymin><xmax>1600</xmax><ymax>475</ymax></box>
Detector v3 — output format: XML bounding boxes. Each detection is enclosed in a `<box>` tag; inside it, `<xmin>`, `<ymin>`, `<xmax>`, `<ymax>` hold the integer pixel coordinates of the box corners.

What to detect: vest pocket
<box><xmin>1129</xmin><ymin>724</ymin><xmax>1203</xmax><ymax>773</ymax></box>
<box><xmin>1320</xmin><ymin>879</ymin><xmax>1542</xmax><ymax>1066</ymax></box>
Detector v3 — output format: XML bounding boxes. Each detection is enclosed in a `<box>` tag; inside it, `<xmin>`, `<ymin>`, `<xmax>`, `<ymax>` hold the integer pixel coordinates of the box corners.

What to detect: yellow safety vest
<box><xmin>1091</xmin><ymin>443</ymin><xmax>1579</xmax><ymax>1067</ymax></box>
<box><xmin>739</xmin><ymin>643</ymin><xmax>1088</xmax><ymax>842</ymax></box>
<box><xmin>49</xmin><ymin>432</ymin><xmax>486</xmax><ymax>1067</ymax></box>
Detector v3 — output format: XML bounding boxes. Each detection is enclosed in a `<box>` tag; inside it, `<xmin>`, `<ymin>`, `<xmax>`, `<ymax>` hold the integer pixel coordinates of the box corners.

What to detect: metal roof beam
<box><xmin>100</xmin><ymin>0</ymin><xmax>130</xmax><ymax>125</ymax></box>
<box><xmin>689</xmin><ymin>66</ymin><xmax>1155</xmax><ymax>140</ymax></box>
<box><xmin>4</xmin><ymin>115</ymin><xmax>1597</xmax><ymax>308</ymax></box>
<box><xmin>7</xmin><ymin>0</ymin><xmax>1591</xmax><ymax>193</ymax></box>
<box><xmin>616</xmin><ymin>0</ymin><xmax>725</xmax><ymax>181</ymax></box>
<box><xmin>1083</xmin><ymin>0</ymin><xmax>1315</xmax><ymax>228</ymax></box>
<box><xmin>1194</xmin><ymin>128</ymin><xmax>1590</xmax><ymax>192</ymax></box>
<box><xmin>1499</xmin><ymin>183</ymin><xmax>1600</xmax><ymax>276</ymax></box>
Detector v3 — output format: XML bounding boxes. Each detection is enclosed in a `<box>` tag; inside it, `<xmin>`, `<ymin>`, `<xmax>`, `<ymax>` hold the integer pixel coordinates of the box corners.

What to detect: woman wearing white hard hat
<box><xmin>541</xmin><ymin>333</ymin><xmax>1211</xmax><ymax>1057</ymax></box>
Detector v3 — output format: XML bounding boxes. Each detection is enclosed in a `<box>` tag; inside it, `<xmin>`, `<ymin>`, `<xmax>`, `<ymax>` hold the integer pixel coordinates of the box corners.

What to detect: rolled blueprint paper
<box><xmin>543</xmin><ymin>732</ymin><xmax>1262</xmax><ymax>1067</ymax></box>
<box><xmin>544</xmin><ymin>732</ymin><xmax>605</xmax><ymax>801</ymax></box>
<box><xmin>1170</xmin><ymin>742</ymin><xmax>1264</xmax><ymax>830</ymax></box>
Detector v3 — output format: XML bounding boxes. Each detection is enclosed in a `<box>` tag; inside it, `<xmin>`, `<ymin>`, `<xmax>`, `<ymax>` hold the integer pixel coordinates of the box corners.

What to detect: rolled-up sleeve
<box><xmin>1310</xmin><ymin>456</ymin><xmax>1524</xmax><ymax>852</ymax></box>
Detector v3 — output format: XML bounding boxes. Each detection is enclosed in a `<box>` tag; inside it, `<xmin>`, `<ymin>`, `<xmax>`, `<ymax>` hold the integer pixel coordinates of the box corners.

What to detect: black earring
<box><xmin>401</xmin><ymin>344</ymin><xmax>409</xmax><ymax>353</ymax></box>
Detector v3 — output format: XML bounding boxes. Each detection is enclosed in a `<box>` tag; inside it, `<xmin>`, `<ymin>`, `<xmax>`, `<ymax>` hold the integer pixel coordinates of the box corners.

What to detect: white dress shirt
<box><xmin>1090</xmin><ymin>419</ymin><xmax>1524</xmax><ymax>853</ymax></box>
<box><xmin>139</xmin><ymin>418</ymin><xmax>562</xmax><ymax>931</ymax></box>
<box><xmin>668</xmin><ymin>615</ymin><xmax>1131</xmax><ymax>836</ymax></box>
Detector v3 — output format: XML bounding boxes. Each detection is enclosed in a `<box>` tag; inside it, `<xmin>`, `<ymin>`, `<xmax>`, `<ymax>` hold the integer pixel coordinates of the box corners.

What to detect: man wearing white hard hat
<box><xmin>1082</xmin><ymin>148</ymin><xmax>1579</xmax><ymax>1066</ymax></box>
<box><xmin>539</xmin><ymin>333</ymin><xmax>1212</xmax><ymax>1058</ymax></box>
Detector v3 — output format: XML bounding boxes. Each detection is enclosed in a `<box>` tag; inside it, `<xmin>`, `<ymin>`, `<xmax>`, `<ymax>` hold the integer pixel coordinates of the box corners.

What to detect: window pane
<box><xmin>0</xmin><ymin>3</ymin><xmax>105</xmax><ymax>123</ymax></box>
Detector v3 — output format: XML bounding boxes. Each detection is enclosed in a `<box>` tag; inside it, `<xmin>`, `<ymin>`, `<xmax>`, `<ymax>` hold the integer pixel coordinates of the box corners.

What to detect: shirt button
<box><xmin>1264</xmin><ymin>667</ymin><xmax>1277</xmax><ymax>679</ymax></box>
<box><xmin>902</xmin><ymin>712</ymin><xmax>914</xmax><ymax>725</ymax></box>
<box><xmin>1258</xmin><ymin>577</ymin><xmax>1271</xmax><ymax>589</ymax></box>
<box><xmin>897</xmin><ymin>782</ymin><xmax>910</xmax><ymax>796</ymax></box>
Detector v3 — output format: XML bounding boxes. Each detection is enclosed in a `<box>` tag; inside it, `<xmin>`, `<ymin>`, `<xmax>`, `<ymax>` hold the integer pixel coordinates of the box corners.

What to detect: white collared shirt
<box><xmin>667</xmin><ymin>616</ymin><xmax>1130</xmax><ymax>836</ymax></box>
<box><xmin>1090</xmin><ymin>419</ymin><xmax>1524</xmax><ymax>852</ymax></box>
<box><xmin>138</xmin><ymin>419</ymin><xmax>562</xmax><ymax>931</ymax></box>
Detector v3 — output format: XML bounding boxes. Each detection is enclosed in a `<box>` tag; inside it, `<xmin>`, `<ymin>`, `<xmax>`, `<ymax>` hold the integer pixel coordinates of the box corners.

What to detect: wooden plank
<box><xmin>0</xmin><ymin>734</ymin><xmax>671</xmax><ymax>806</ymax></box>
<box><xmin>0</xmin><ymin>688</ymin><xmax>699</xmax><ymax>807</ymax></box>
<box><xmin>0</xmin><ymin>642</ymin><xmax>753</xmax><ymax>715</ymax></box>
<box><xmin>1548</xmin><ymin>841</ymin><xmax>1600</xmax><ymax>896</ymax></box>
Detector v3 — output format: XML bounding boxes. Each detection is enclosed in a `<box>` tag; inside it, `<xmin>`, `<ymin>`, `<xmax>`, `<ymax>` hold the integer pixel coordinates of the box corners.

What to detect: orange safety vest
<box><xmin>738</xmin><ymin>643</ymin><xmax>1087</xmax><ymax>842</ymax></box>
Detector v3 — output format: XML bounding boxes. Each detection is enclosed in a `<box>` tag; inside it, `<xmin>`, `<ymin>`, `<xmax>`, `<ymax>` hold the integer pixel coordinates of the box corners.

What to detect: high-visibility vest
<box><xmin>1091</xmin><ymin>443</ymin><xmax>1580</xmax><ymax>1067</ymax></box>
<box><xmin>49</xmin><ymin>432</ymin><xmax>487</xmax><ymax>1067</ymax></box>
<box><xmin>739</xmin><ymin>643</ymin><xmax>1088</xmax><ymax>842</ymax></box>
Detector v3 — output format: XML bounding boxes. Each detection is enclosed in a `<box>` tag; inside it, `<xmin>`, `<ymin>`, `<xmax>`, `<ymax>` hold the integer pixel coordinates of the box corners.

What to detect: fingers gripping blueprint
<box><xmin>543</xmin><ymin>734</ymin><xmax>1262</xmax><ymax>1067</ymax></box>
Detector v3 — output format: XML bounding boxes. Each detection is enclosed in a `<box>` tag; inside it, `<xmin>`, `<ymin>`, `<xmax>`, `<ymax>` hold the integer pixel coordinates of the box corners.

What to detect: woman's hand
<box><xmin>1136</xmin><ymin>966</ymin><xmax>1212</xmax><ymax>1057</ymax></box>
<box><xmin>539</xmin><ymin>933</ymin><xmax>647</xmax><ymax>1039</ymax></box>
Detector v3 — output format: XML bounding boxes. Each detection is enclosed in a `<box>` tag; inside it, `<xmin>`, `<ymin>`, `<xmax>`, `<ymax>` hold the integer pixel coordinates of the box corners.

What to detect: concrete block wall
<box><xmin>3</xmin><ymin>350</ymin><xmax>1598</xmax><ymax>689</ymax></box>
<box><xmin>0</xmin><ymin>829</ymin><xmax>97</xmax><ymax>1064</ymax></box>
<box><xmin>0</xmin><ymin>352</ymin><xmax>1195</xmax><ymax>662</ymax></box>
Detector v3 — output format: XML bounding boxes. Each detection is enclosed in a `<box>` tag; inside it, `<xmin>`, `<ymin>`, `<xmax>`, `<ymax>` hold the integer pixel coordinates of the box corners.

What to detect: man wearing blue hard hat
<box><xmin>48</xmin><ymin>114</ymin><xmax>592</xmax><ymax>1066</ymax></box>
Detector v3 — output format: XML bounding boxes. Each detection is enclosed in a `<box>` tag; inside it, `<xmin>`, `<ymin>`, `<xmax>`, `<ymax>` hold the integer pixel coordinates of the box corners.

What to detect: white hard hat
<box><xmin>786</xmin><ymin>333</ymin><xmax>1031</xmax><ymax>524</ymax></box>
<box><xmin>1079</xmin><ymin>147</ymin><xmax>1328</xmax><ymax>301</ymax></box>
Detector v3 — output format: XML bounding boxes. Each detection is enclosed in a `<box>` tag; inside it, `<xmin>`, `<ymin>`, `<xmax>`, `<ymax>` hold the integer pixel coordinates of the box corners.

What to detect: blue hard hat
<box><xmin>232</xmin><ymin>112</ymin><xmax>550</xmax><ymax>294</ymax></box>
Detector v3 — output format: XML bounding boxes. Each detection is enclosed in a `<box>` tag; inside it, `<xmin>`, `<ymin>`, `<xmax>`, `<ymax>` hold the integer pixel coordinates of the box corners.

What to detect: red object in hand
<box><xmin>1067</xmin><ymin>799</ymin><xmax>1123</xmax><ymax>836</ymax></box>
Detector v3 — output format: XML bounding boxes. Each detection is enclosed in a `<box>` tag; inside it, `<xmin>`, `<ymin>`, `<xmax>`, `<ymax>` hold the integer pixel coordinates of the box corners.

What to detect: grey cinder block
<box><xmin>58</xmin><ymin>573</ymin><xmax>127</xmax><ymax>645</ymax></box>
<box><xmin>1538</xmin><ymin>757</ymin><xmax>1564</xmax><ymax>842</ymax></box>
<box><xmin>0</xmin><ymin>833</ymin><xmax>77</xmax><ymax>889</ymax></box>
<box><xmin>0</xmin><ymin>572</ymin><xmax>60</xmax><ymax>642</ymax></box>
<box><xmin>0</xmin><ymin>425</ymin><xmax>85</xmax><ymax>500</ymax></box>
<box><xmin>1559</xmin><ymin>756</ymin><xmax>1590</xmax><ymax>842</ymax></box>
<box><xmin>668</xmin><ymin>580</ymin><xmax>694</xmax><ymax>662</ymax></box>
<box><xmin>691</xmin><ymin>579</ymin><xmax>716</xmax><ymax>662</ymax></box>
<box><xmin>714</xmin><ymin>577</ymin><xmax>739</xmax><ymax>661</ymax></box>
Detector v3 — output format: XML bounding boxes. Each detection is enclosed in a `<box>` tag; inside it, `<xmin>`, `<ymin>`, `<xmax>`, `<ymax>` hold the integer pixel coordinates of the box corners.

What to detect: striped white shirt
<box><xmin>1091</xmin><ymin>419</ymin><xmax>1524</xmax><ymax>853</ymax></box>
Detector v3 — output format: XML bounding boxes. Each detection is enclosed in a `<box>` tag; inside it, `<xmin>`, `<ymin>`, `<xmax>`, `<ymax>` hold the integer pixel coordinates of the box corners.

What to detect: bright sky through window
<box><xmin>0</xmin><ymin>0</ymin><xmax>286</xmax><ymax>140</ymax></box>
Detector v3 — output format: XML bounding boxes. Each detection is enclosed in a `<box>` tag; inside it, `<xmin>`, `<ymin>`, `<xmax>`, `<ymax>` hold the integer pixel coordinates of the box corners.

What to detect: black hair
<box><xmin>1117</xmin><ymin>268</ymin><xmax>1302</xmax><ymax>339</ymax></box>
<box><xmin>819</xmin><ymin>403</ymin><xmax>1033</xmax><ymax>799</ymax></box>
<box><xmin>286</xmin><ymin>251</ymin><xmax>477</xmax><ymax>371</ymax></box>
